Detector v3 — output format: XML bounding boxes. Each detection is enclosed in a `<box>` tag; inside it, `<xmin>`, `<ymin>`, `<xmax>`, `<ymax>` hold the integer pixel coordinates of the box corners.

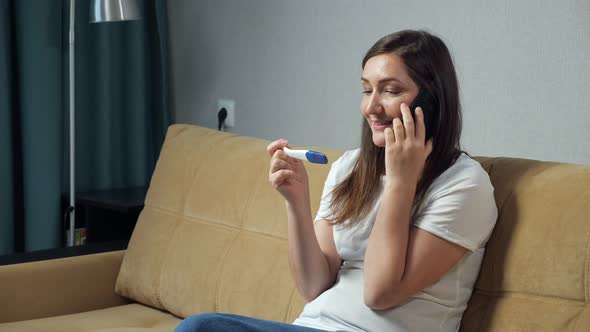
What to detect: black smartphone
<box><xmin>408</xmin><ymin>89</ymin><xmax>436</xmax><ymax>142</ymax></box>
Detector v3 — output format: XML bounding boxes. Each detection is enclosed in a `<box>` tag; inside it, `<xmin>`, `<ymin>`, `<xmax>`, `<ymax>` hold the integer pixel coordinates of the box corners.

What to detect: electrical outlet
<box><xmin>217</xmin><ymin>99</ymin><xmax>235</xmax><ymax>128</ymax></box>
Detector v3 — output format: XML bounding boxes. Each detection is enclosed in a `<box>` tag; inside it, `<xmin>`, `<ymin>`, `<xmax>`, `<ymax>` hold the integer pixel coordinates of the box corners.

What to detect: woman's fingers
<box><xmin>384</xmin><ymin>127</ymin><xmax>395</xmax><ymax>147</ymax></box>
<box><xmin>269</xmin><ymin>157</ymin><xmax>293</xmax><ymax>174</ymax></box>
<box><xmin>392</xmin><ymin>117</ymin><xmax>405</xmax><ymax>143</ymax></box>
<box><xmin>269</xmin><ymin>169</ymin><xmax>297</xmax><ymax>188</ymax></box>
<box><xmin>272</xmin><ymin>148</ymin><xmax>291</xmax><ymax>164</ymax></box>
<box><xmin>415</xmin><ymin>107</ymin><xmax>426</xmax><ymax>142</ymax></box>
<box><xmin>400</xmin><ymin>103</ymin><xmax>415</xmax><ymax>138</ymax></box>
<box><xmin>268</xmin><ymin>140</ymin><xmax>297</xmax><ymax>183</ymax></box>
<box><xmin>266</xmin><ymin>139</ymin><xmax>289</xmax><ymax>157</ymax></box>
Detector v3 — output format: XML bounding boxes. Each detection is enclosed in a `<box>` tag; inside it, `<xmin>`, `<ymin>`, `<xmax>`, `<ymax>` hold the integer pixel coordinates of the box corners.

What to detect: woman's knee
<box><xmin>174</xmin><ymin>313</ymin><xmax>222</xmax><ymax>332</ymax></box>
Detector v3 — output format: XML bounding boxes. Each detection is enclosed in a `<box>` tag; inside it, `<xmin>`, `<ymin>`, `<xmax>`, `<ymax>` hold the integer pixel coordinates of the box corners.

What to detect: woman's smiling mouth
<box><xmin>371</xmin><ymin>120</ymin><xmax>393</xmax><ymax>130</ymax></box>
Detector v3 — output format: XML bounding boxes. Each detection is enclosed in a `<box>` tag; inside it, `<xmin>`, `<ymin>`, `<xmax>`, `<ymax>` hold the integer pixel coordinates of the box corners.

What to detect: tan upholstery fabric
<box><xmin>0</xmin><ymin>304</ymin><xmax>181</xmax><ymax>332</ymax></box>
<box><xmin>115</xmin><ymin>125</ymin><xmax>341</xmax><ymax>322</ymax></box>
<box><xmin>0</xmin><ymin>250</ymin><xmax>130</xmax><ymax>324</ymax></box>
<box><xmin>460</xmin><ymin>157</ymin><xmax>590</xmax><ymax>331</ymax></box>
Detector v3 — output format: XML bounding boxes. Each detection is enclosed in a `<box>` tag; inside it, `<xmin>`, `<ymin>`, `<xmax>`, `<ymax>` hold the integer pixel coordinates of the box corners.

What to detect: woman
<box><xmin>175</xmin><ymin>29</ymin><xmax>497</xmax><ymax>332</ymax></box>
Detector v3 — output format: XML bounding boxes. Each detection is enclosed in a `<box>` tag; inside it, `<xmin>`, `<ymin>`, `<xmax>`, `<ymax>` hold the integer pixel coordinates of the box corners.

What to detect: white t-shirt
<box><xmin>292</xmin><ymin>149</ymin><xmax>498</xmax><ymax>332</ymax></box>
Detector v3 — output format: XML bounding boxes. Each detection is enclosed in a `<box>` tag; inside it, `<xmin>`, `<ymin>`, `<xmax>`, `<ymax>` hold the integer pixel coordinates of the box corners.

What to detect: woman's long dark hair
<box><xmin>324</xmin><ymin>30</ymin><xmax>467</xmax><ymax>227</ymax></box>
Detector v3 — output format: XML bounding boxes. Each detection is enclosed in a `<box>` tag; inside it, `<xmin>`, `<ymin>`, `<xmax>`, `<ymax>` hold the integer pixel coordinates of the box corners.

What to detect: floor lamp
<box><xmin>67</xmin><ymin>0</ymin><xmax>142</xmax><ymax>247</ymax></box>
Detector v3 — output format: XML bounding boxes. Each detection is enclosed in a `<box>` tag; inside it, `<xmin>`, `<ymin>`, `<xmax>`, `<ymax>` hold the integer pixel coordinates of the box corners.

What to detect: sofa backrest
<box><xmin>115</xmin><ymin>124</ymin><xmax>342</xmax><ymax>322</ymax></box>
<box><xmin>115</xmin><ymin>124</ymin><xmax>590</xmax><ymax>330</ymax></box>
<box><xmin>459</xmin><ymin>157</ymin><xmax>590</xmax><ymax>331</ymax></box>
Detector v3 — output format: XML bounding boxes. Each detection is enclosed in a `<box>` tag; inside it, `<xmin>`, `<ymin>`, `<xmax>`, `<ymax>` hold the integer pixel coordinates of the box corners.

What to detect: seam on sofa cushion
<box><xmin>491</xmin><ymin>188</ymin><xmax>513</xmax><ymax>290</ymax></box>
<box><xmin>182</xmin><ymin>213</ymin><xmax>242</xmax><ymax>232</ymax></box>
<box><xmin>283</xmin><ymin>287</ymin><xmax>298</xmax><ymax>323</ymax></box>
<box><xmin>144</xmin><ymin>201</ymin><xmax>180</xmax><ymax>214</ymax></box>
<box><xmin>473</xmin><ymin>289</ymin><xmax>585</xmax><ymax>305</ymax></box>
<box><xmin>240</xmin><ymin>168</ymin><xmax>291</xmax><ymax>241</ymax></box>
<box><xmin>244</xmin><ymin>229</ymin><xmax>287</xmax><ymax>241</ymax></box>
<box><xmin>153</xmin><ymin>154</ymin><xmax>197</xmax><ymax>309</ymax></box>
<box><xmin>155</xmin><ymin>134</ymin><xmax>200</xmax><ymax>307</ymax></box>
<box><xmin>239</xmin><ymin>170</ymin><xmax>264</xmax><ymax>231</ymax></box>
<box><xmin>214</xmin><ymin>231</ymin><xmax>242</xmax><ymax>312</ymax></box>
<box><xmin>0</xmin><ymin>322</ymin><xmax>46</xmax><ymax>332</ymax></box>
<box><xmin>181</xmin><ymin>211</ymin><xmax>289</xmax><ymax>242</ymax></box>
<box><xmin>482</xmin><ymin>156</ymin><xmax>498</xmax><ymax>175</ymax></box>
<box><xmin>154</xmin><ymin>131</ymin><xmax>220</xmax><ymax>310</ymax></box>
<box><xmin>572</xmin><ymin>304</ymin><xmax>589</xmax><ymax>332</ymax></box>
<box><xmin>142</xmin><ymin>203</ymin><xmax>178</xmax><ymax>217</ymax></box>
<box><xmin>155</xmin><ymin>210</ymin><xmax>183</xmax><ymax>310</ymax></box>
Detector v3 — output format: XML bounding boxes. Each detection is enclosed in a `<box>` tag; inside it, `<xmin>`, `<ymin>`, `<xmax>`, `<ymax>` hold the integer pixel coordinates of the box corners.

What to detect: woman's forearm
<box><xmin>286</xmin><ymin>198</ymin><xmax>333</xmax><ymax>302</ymax></box>
<box><xmin>363</xmin><ymin>182</ymin><xmax>416</xmax><ymax>306</ymax></box>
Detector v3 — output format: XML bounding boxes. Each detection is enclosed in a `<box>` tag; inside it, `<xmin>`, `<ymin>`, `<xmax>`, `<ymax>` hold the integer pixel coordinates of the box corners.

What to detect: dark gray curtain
<box><xmin>0</xmin><ymin>0</ymin><xmax>170</xmax><ymax>255</ymax></box>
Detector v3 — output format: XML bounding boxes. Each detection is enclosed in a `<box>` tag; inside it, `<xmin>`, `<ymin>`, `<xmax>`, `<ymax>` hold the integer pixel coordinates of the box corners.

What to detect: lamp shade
<box><xmin>90</xmin><ymin>0</ymin><xmax>142</xmax><ymax>23</ymax></box>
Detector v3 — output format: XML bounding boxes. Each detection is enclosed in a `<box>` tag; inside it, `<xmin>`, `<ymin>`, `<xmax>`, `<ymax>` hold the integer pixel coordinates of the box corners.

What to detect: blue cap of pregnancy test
<box><xmin>305</xmin><ymin>150</ymin><xmax>328</xmax><ymax>164</ymax></box>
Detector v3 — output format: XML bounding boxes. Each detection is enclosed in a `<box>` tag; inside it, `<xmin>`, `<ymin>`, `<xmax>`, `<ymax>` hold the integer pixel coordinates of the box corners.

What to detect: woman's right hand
<box><xmin>267</xmin><ymin>139</ymin><xmax>310</xmax><ymax>204</ymax></box>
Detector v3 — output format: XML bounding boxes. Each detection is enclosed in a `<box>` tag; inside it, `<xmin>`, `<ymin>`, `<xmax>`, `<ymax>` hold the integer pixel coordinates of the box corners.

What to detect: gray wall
<box><xmin>168</xmin><ymin>0</ymin><xmax>590</xmax><ymax>165</ymax></box>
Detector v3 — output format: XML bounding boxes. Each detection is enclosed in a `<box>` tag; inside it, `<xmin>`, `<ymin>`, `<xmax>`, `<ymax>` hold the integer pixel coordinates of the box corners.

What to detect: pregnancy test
<box><xmin>283</xmin><ymin>147</ymin><xmax>328</xmax><ymax>164</ymax></box>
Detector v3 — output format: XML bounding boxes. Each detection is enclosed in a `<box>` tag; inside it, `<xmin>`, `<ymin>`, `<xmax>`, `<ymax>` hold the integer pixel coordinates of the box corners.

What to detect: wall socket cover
<box><xmin>217</xmin><ymin>99</ymin><xmax>235</xmax><ymax>128</ymax></box>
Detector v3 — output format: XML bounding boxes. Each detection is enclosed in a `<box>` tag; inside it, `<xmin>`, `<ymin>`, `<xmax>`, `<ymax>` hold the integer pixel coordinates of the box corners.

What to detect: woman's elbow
<box><xmin>364</xmin><ymin>294</ymin><xmax>389</xmax><ymax>310</ymax></box>
<box><xmin>363</xmin><ymin>287</ymin><xmax>403</xmax><ymax>311</ymax></box>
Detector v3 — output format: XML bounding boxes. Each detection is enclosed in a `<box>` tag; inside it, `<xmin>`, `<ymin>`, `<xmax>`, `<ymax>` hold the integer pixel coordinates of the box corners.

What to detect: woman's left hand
<box><xmin>383</xmin><ymin>103</ymin><xmax>433</xmax><ymax>190</ymax></box>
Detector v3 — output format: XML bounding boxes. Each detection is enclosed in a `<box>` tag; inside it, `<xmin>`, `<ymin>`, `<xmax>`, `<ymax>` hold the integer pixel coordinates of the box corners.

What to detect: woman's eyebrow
<box><xmin>361</xmin><ymin>77</ymin><xmax>403</xmax><ymax>84</ymax></box>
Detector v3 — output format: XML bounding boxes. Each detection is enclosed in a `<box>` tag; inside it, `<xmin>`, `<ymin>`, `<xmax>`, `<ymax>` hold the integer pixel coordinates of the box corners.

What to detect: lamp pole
<box><xmin>68</xmin><ymin>0</ymin><xmax>76</xmax><ymax>247</ymax></box>
<box><xmin>67</xmin><ymin>0</ymin><xmax>142</xmax><ymax>247</ymax></box>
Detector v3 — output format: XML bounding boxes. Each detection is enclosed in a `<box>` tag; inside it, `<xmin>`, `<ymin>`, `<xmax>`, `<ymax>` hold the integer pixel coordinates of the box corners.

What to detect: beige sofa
<box><xmin>1</xmin><ymin>124</ymin><xmax>589</xmax><ymax>331</ymax></box>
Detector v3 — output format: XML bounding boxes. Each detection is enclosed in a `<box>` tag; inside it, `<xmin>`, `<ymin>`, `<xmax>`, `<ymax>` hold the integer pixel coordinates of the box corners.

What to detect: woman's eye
<box><xmin>386</xmin><ymin>90</ymin><xmax>401</xmax><ymax>95</ymax></box>
<box><xmin>362</xmin><ymin>90</ymin><xmax>372</xmax><ymax>95</ymax></box>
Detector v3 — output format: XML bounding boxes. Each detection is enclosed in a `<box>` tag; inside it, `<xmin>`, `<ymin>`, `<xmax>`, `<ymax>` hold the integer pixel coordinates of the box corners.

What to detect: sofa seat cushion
<box><xmin>0</xmin><ymin>304</ymin><xmax>181</xmax><ymax>332</ymax></box>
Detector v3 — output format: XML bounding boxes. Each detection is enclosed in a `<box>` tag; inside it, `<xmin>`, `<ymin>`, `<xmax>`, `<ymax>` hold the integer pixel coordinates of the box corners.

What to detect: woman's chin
<box><xmin>372</xmin><ymin>133</ymin><xmax>386</xmax><ymax>147</ymax></box>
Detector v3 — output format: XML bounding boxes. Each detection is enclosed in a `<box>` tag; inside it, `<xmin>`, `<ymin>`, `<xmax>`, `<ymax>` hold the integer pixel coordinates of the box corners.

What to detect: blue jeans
<box><xmin>174</xmin><ymin>312</ymin><xmax>340</xmax><ymax>332</ymax></box>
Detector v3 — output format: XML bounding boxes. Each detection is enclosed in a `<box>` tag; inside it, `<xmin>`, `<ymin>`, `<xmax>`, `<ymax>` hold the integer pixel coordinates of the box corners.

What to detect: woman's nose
<box><xmin>364</xmin><ymin>93</ymin><xmax>383</xmax><ymax>115</ymax></box>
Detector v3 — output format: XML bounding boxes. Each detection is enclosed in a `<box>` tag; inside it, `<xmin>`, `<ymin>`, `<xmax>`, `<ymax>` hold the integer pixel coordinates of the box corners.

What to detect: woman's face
<box><xmin>361</xmin><ymin>53</ymin><xmax>419</xmax><ymax>147</ymax></box>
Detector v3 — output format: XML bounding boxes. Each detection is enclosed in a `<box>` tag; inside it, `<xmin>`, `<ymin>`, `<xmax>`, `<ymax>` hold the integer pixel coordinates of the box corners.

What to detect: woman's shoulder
<box><xmin>417</xmin><ymin>153</ymin><xmax>498</xmax><ymax>251</ymax></box>
<box><xmin>430</xmin><ymin>152</ymin><xmax>494</xmax><ymax>197</ymax></box>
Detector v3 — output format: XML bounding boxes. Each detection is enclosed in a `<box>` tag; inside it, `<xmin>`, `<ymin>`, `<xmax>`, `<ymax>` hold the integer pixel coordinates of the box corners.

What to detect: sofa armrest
<box><xmin>0</xmin><ymin>250</ymin><xmax>132</xmax><ymax>323</ymax></box>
